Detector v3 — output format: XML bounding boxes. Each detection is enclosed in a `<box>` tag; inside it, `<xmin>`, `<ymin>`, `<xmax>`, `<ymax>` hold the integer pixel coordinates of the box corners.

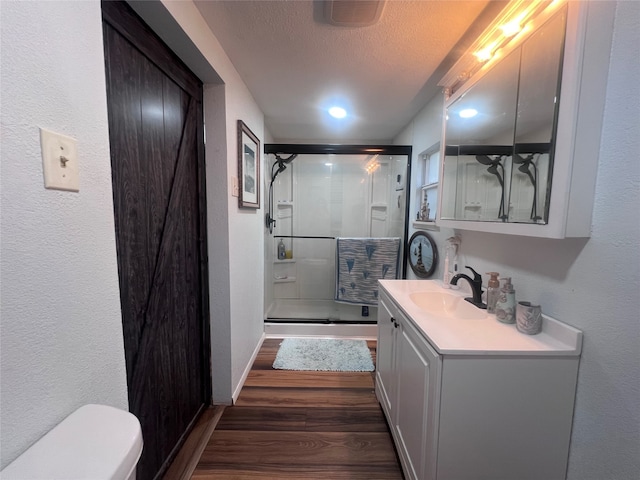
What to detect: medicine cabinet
<box><xmin>437</xmin><ymin>1</ymin><xmax>614</xmax><ymax>238</ymax></box>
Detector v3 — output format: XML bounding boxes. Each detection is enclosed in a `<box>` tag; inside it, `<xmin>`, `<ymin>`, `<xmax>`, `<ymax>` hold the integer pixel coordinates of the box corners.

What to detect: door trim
<box><xmin>101</xmin><ymin>1</ymin><xmax>202</xmax><ymax>101</ymax></box>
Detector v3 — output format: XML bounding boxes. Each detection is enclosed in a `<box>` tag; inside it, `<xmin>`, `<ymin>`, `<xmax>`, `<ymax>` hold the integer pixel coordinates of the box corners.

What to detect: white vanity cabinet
<box><xmin>376</xmin><ymin>282</ymin><xmax>582</xmax><ymax>480</ymax></box>
<box><xmin>374</xmin><ymin>296</ymin><xmax>396</xmax><ymax>415</ymax></box>
<box><xmin>377</xmin><ymin>293</ymin><xmax>441</xmax><ymax>480</ymax></box>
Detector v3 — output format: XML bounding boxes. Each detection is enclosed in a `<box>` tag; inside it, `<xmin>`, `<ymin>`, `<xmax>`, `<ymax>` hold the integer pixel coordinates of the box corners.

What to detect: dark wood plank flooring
<box><xmin>192</xmin><ymin>338</ymin><xmax>403</xmax><ymax>479</ymax></box>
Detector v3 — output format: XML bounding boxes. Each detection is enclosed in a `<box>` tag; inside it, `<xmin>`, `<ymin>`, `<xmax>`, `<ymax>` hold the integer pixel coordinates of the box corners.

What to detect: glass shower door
<box><xmin>266</xmin><ymin>151</ymin><xmax>409</xmax><ymax>323</ymax></box>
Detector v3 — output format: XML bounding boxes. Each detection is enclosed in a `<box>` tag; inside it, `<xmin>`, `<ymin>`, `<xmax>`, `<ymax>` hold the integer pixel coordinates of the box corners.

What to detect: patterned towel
<box><xmin>335</xmin><ymin>237</ymin><xmax>400</xmax><ymax>306</ymax></box>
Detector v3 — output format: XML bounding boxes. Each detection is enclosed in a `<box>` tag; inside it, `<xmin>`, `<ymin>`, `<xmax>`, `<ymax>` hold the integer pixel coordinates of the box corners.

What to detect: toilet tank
<box><xmin>0</xmin><ymin>404</ymin><xmax>143</xmax><ymax>480</ymax></box>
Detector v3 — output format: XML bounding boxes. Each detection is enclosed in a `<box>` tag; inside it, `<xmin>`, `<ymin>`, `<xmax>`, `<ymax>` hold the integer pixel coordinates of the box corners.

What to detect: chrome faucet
<box><xmin>451</xmin><ymin>266</ymin><xmax>487</xmax><ymax>309</ymax></box>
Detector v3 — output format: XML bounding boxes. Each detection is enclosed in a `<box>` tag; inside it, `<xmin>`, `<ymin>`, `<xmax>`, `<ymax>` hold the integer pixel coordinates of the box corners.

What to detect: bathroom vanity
<box><xmin>376</xmin><ymin>280</ymin><xmax>582</xmax><ymax>480</ymax></box>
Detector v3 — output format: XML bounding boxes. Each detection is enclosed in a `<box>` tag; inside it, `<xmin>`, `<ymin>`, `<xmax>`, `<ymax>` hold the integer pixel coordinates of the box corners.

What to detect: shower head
<box><xmin>513</xmin><ymin>153</ymin><xmax>533</xmax><ymax>165</ymax></box>
<box><xmin>271</xmin><ymin>153</ymin><xmax>298</xmax><ymax>181</ymax></box>
<box><xmin>275</xmin><ymin>153</ymin><xmax>298</xmax><ymax>166</ymax></box>
<box><xmin>267</xmin><ymin>153</ymin><xmax>300</xmax><ymax>234</ymax></box>
<box><xmin>475</xmin><ymin>154</ymin><xmax>494</xmax><ymax>166</ymax></box>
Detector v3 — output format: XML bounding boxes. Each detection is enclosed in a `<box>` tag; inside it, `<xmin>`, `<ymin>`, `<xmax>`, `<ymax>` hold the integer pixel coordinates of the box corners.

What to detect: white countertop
<box><xmin>379</xmin><ymin>279</ymin><xmax>582</xmax><ymax>356</ymax></box>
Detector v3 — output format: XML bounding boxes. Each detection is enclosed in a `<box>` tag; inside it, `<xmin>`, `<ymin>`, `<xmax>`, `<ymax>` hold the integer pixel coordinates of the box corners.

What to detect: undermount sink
<box><xmin>409</xmin><ymin>291</ymin><xmax>487</xmax><ymax>320</ymax></box>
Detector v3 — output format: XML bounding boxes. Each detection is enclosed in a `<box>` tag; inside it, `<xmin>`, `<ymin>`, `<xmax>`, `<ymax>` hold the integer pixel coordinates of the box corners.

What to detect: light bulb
<box><xmin>500</xmin><ymin>20</ymin><xmax>522</xmax><ymax>37</ymax></box>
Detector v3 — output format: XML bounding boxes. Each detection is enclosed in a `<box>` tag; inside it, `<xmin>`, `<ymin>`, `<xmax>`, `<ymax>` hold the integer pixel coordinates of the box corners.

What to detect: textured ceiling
<box><xmin>194</xmin><ymin>0</ymin><xmax>505</xmax><ymax>143</ymax></box>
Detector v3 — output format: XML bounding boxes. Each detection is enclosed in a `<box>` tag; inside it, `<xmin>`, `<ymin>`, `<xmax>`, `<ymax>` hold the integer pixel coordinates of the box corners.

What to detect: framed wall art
<box><xmin>237</xmin><ymin>120</ymin><xmax>260</xmax><ymax>208</ymax></box>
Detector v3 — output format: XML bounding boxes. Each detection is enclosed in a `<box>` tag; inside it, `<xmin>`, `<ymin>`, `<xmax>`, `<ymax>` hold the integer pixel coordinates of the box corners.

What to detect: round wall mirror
<box><xmin>407</xmin><ymin>231</ymin><xmax>438</xmax><ymax>278</ymax></box>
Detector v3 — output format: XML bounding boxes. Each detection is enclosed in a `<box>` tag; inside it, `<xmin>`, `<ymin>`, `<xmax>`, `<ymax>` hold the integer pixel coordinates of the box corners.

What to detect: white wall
<box><xmin>395</xmin><ymin>93</ymin><xmax>457</xmax><ymax>282</ymax></box>
<box><xmin>0</xmin><ymin>1</ymin><xmax>128</xmax><ymax>468</ymax></box>
<box><xmin>397</xmin><ymin>2</ymin><xmax>640</xmax><ymax>477</ymax></box>
<box><xmin>159</xmin><ymin>0</ymin><xmax>266</xmax><ymax>403</ymax></box>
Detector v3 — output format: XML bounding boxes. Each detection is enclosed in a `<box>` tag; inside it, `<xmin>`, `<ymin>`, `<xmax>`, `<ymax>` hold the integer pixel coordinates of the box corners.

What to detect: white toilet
<box><xmin>0</xmin><ymin>404</ymin><xmax>143</xmax><ymax>480</ymax></box>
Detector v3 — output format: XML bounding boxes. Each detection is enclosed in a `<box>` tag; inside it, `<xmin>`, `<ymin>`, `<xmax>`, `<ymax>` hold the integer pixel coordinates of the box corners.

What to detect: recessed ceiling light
<box><xmin>325</xmin><ymin>162</ymin><xmax>333</xmax><ymax>166</ymax></box>
<box><xmin>459</xmin><ymin>108</ymin><xmax>478</xmax><ymax>118</ymax></box>
<box><xmin>328</xmin><ymin>106</ymin><xmax>347</xmax><ymax>119</ymax></box>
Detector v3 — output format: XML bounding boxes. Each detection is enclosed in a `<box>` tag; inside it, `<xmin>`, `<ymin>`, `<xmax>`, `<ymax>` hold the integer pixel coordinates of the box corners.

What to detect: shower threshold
<box><xmin>266</xmin><ymin>299</ymin><xmax>378</xmax><ymax>322</ymax></box>
<box><xmin>264</xmin><ymin>321</ymin><xmax>378</xmax><ymax>339</ymax></box>
<box><xmin>266</xmin><ymin>318</ymin><xmax>376</xmax><ymax>325</ymax></box>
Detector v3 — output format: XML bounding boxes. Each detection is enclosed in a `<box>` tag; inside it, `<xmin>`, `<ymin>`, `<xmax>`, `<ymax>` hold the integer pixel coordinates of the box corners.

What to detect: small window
<box><xmin>417</xmin><ymin>148</ymin><xmax>440</xmax><ymax>222</ymax></box>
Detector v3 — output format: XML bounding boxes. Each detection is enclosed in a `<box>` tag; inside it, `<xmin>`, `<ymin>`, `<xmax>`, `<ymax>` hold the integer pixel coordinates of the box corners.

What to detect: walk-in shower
<box><xmin>264</xmin><ymin>145</ymin><xmax>411</xmax><ymax>325</ymax></box>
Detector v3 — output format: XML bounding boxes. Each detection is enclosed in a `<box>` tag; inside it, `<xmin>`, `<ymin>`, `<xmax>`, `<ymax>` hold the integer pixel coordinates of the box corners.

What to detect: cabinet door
<box><xmin>376</xmin><ymin>296</ymin><xmax>396</xmax><ymax>418</ymax></box>
<box><xmin>394</xmin><ymin>316</ymin><xmax>441</xmax><ymax>480</ymax></box>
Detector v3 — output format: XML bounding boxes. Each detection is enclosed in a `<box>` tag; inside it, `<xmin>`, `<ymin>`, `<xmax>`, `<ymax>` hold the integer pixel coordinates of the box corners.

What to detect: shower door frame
<box><xmin>264</xmin><ymin>143</ymin><xmax>413</xmax><ymax>280</ymax></box>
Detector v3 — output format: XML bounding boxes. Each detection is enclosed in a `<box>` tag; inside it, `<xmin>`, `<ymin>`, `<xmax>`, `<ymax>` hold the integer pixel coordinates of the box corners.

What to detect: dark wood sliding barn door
<box><xmin>102</xmin><ymin>2</ymin><xmax>211</xmax><ymax>479</ymax></box>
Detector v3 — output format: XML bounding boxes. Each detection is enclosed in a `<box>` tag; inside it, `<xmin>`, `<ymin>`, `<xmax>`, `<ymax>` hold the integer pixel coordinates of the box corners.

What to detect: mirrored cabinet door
<box><xmin>510</xmin><ymin>10</ymin><xmax>566</xmax><ymax>224</ymax></box>
<box><xmin>441</xmin><ymin>48</ymin><xmax>521</xmax><ymax>222</ymax></box>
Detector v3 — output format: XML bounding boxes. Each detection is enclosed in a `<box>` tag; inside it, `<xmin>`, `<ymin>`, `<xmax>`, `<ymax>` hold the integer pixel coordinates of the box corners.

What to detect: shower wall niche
<box><xmin>264</xmin><ymin>149</ymin><xmax>410</xmax><ymax>323</ymax></box>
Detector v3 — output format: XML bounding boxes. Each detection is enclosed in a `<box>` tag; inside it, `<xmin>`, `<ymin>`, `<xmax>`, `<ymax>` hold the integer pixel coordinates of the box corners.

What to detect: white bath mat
<box><xmin>272</xmin><ymin>338</ymin><xmax>374</xmax><ymax>372</ymax></box>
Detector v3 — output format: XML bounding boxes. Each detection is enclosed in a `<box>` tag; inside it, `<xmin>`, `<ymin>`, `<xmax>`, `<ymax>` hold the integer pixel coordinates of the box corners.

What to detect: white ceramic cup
<box><xmin>516</xmin><ymin>301</ymin><xmax>542</xmax><ymax>335</ymax></box>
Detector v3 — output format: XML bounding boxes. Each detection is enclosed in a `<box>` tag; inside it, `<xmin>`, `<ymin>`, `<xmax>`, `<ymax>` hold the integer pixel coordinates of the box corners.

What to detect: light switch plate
<box><xmin>231</xmin><ymin>176</ymin><xmax>239</xmax><ymax>197</ymax></box>
<box><xmin>40</xmin><ymin>127</ymin><xmax>79</xmax><ymax>192</ymax></box>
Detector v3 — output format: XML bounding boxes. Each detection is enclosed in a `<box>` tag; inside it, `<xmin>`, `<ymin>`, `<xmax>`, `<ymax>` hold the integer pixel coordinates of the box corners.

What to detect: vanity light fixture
<box><xmin>500</xmin><ymin>12</ymin><xmax>527</xmax><ymax>37</ymax></box>
<box><xmin>439</xmin><ymin>0</ymin><xmax>560</xmax><ymax>95</ymax></box>
<box><xmin>328</xmin><ymin>106</ymin><xmax>347</xmax><ymax>119</ymax></box>
<box><xmin>472</xmin><ymin>3</ymin><xmax>547</xmax><ymax>63</ymax></box>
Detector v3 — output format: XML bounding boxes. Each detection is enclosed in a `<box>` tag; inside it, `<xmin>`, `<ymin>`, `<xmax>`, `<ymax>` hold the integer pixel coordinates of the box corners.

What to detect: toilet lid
<box><xmin>1</xmin><ymin>404</ymin><xmax>143</xmax><ymax>480</ymax></box>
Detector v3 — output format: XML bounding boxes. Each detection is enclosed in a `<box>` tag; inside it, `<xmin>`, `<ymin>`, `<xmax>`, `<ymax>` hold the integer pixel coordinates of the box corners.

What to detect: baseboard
<box><xmin>231</xmin><ymin>332</ymin><xmax>266</xmax><ymax>404</ymax></box>
<box><xmin>264</xmin><ymin>322</ymin><xmax>377</xmax><ymax>340</ymax></box>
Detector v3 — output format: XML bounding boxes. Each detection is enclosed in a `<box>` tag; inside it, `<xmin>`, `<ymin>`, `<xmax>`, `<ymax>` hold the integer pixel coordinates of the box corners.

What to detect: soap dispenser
<box><xmin>277</xmin><ymin>239</ymin><xmax>286</xmax><ymax>260</ymax></box>
<box><xmin>442</xmin><ymin>236</ymin><xmax>461</xmax><ymax>289</ymax></box>
<box><xmin>486</xmin><ymin>272</ymin><xmax>500</xmax><ymax>314</ymax></box>
<box><xmin>495</xmin><ymin>277</ymin><xmax>516</xmax><ymax>323</ymax></box>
